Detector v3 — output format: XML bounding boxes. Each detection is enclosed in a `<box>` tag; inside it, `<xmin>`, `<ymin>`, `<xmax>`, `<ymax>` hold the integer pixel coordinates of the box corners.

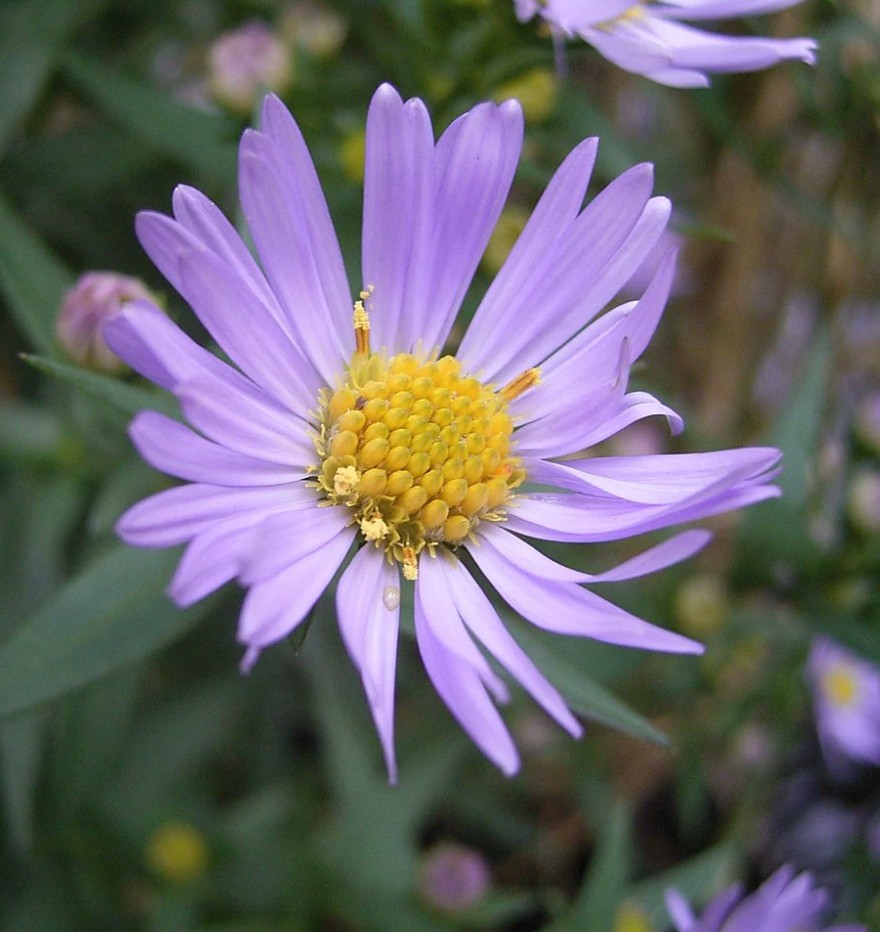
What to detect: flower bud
<box><xmin>208</xmin><ymin>21</ymin><xmax>293</xmax><ymax>115</ymax></box>
<box><xmin>56</xmin><ymin>271</ymin><xmax>155</xmax><ymax>372</ymax></box>
<box><xmin>419</xmin><ymin>842</ymin><xmax>490</xmax><ymax>913</ymax></box>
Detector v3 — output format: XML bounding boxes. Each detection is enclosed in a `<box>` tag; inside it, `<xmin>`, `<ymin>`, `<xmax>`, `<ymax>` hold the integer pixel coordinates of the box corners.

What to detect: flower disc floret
<box><xmin>314</xmin><ymin>349</ymin><xmax>526</xmax><ymax>578</ymax></box>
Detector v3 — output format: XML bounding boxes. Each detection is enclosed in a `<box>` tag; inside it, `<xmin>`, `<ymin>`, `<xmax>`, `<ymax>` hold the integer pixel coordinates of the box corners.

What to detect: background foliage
<box><xmin>0</xmin><ymin>0</ymin><xmax>878</xmax><ymax>929</ymax></box>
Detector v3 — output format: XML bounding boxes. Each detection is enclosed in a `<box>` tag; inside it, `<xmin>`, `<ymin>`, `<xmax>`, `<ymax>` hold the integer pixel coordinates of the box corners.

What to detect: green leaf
<box><xmin>60</xmin><ymin>51</ymin><xmax>237</xmax><ymax>184</ymax></box>
<box><xmin>560</xmin><ymin>801</ymin><xmax>633</xmax><ymax>931</ymax></box>
<box><xmin>0</xmin><ymin>0</ymin><xmax>91</xmax><ymax>154</ymax></box>
<box><xmin>625</xmin><ymin>842</ymin><xmax>740</xmax><ymax>926</ymax></box>
<box><xmin>0</xmin><ymin>401</ymin><xmax>64</xmax><ymax>463</ymax></box>
<box><xmin>0</xmin><ymin>710</ymin><xmax>48</xmax><ymax>854</ymax></box>
<box><xmin>0</xmin><ymin>546</ymin><xmax>212</xmax><ymax>720</ymax></box>
<box><xmin>736</xmin><ymin>329</ymin><xmax>831</xmax><ymax>574</ymax></box>
<box><xmin>21</xmin><ymin>354</ymin><xmax>179</xmax><ymax>419</ymax></box>
<box><xmin>0</xmin><ymin>188</ymin><xmax>74</xmax><ymax>353</ymax></box>
<box><xmin>506</xmin><ymin>622</ymin><xmax>668</xmax><ymax>744</ymax></box>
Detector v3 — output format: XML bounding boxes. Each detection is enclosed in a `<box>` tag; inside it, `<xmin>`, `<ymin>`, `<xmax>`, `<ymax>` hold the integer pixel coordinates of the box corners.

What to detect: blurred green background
<box><xmin>0</xmin><ymin>0</ymin><xmax>878</xmax><ymax>929</ymax></box>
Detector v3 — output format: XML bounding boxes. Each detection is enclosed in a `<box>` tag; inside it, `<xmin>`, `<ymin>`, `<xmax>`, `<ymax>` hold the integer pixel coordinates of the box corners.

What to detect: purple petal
<box><xmin>462</xmin><ymin>166</ymin><xmax>664</xmax><ymax>383</ymax></box>
<box><xmin>336</xmin><ymin>546</ymin><xmax>401</xmax><ymax>782</ymax></box>
<box><xmin>129</xmin><ymin>411</ymin><xmax>303</xmax><ymax>486</ymax></box>
<box><xmin>117</xmin><ymin>483</ymin><xmax>314</xmax><ymax>547</ymax></box>
<box><xmin>168</xmin><ymin>515</ymin><xmax>259</xmax><ymax>606</ymax></box>
<box><xmin>361</xmin><ymin>84</ymin><xmax>435</xmax><ymax>352</ymax></box>
<box><xmin>439</xmin><ymin>556</ymin><xmax>582</xmax><ymax>737</ymax></box>
<box><xmin>469</xmin><ymin>538</ymin><xmax>703</xmax><ymax>653</ymax></box>
<box><xmin>415</xmin><ymin>558</ymin><xmax>519</xmax><ymax>775</ymax></box>
<box><xmin>418</xmin><ymin>98</ymin><xmax>523</xmax><ymax>352</ymax></box>
<box><xmin>176</xmin><ymin>378</ymin><xmax>314</xmax><ymax>466</ymax></box>
<box><xmin>174</xmin><ymin>246</ymin><xmax>321</xmax><ymax>412</ymax></box>
<box><xmin>458</xmin><ymin>137</ymin><xmax>598</xmax><ymax>373</ymax></box>
<box><xmin>236</xmin><ymin>524</ymin><xmax>353</xmax><ymax>648</ymax></box>
<box><xmin>240</xmin><ymin>505</ymin><xmax>354</xmax><ymax>584</ymax></box>
<box><xmin>479</xmin><ymin>523</ymin><xmax>710</xmax><ymax>583</ymax></box>
<box><xmin>104</xmin><ymin>300</ymin><xmax>242</xmax><ymax>393</ymax></box>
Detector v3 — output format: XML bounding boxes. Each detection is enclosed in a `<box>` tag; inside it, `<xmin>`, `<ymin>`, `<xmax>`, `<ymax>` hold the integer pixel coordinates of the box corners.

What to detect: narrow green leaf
<box><xmin>564</xmin><ymin>801</ymin><xmax>633</xmax><ymax>931</ymax></box>
<box><xmin>0</xmin><ymin>546</ymin><xmax>211</xmax><ymax>720</ymax></box>
<box><xmin>508</xmin><ymin>623</ymin><xmax>668</xmax><ymax>744</ymax></box>
<box><xmin>0</xmin><ymin>710</ymin><xmax>47</xmax><ymax>854</ymax></box>
<box><xmin>0</xmin><ymin>0</ymin><xmax>83</xmax><ymax>153</ymax></box>
<box><xmin>0</xmin><ymin>401</ymin><xmax>64</xmax><ymax>463</ymax></box>
<box><xmin>625</xmin><ymin>842</ymin><xmax>740</xmax><ymax>926</ymax></box>
<box><xmin>21</xmin><ymin>354</ymin><xmax>179</xmax><ymax>419</ymax></box>
<box><xmin>0</xmin><ymin>188</ymin><xmax>74</xmax><ymax>353</ymax></box>
<box><xmin>60</xmin><ymin>51</ymin><xmax>237</xmax><ymax>183</ymax></box>
<box><xmin>736</xmin><ymin>329</ymin><xmax>831</xmax><ymax>573</ymax></box>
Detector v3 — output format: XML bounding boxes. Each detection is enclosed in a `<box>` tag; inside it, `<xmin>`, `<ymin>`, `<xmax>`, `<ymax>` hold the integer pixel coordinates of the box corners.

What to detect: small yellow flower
<box><xmin>614</xmin><ymin>900</ymin><xmax>654</xmax><ymax>932</ymax></box>
<box><xmin>145</xmin><ymin>821</ymin><xmax>209</xmax><ymax>884</ymax></box>
<box><xmin>493</xmin><ymin>68</ymin><xmax>558</xmax><ymax>123</ymax></box>
<box><xmin>339</xmin><ymin>129</ymin><xmax>366</xmax><ymax>183</ymax></box>
<box><xmin>482</xmin><ymin>206</ymin><xmax>530</xmax><ymax>275</ymax></box>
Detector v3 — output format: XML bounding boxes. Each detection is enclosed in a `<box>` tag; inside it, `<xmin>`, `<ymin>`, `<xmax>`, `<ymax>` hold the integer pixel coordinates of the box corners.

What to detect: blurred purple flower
<box><xmin>419</xmin><ymin>842</ymin><xmax>491</xmax><ymax>912</ymax></box>
<box><xmin>808</xmin><ymin>637</ymin><xmax>880</xmax><ymax>770</ymax></box>
<box><xmin>665</xmin><ymin>865</ymin><xmax>865</xmax><ymax>931</ymax></box>
<box><xmin>207</xmin><ymin>21</ymin><xmax>293</xmax><ymax>114</ymax></box>
<box><xmin>515</xmin><ymin>0</ymin><xmax>816</xmax><ymax>87</ymax></box>
<box><xmin>57</xmin><ymin>271</ymin><xmax>155</xmax><ymax>372</ymax></box>
<box><xmin>105</xmin><ymin>85</ymin><xmax>780</xmax><ymax>780</ymax></box>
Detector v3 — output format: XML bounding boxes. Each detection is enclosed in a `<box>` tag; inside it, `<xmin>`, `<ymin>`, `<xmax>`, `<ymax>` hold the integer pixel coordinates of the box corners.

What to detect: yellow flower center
<box><xmin>311</xmin><ymin>297</ymin><xmax>536</xmax><ymax>579</ymax></box>
<box><xmin>822</xmin><ymin>665</ymin><xmax>858</xmax><ymax>709</ymax></box>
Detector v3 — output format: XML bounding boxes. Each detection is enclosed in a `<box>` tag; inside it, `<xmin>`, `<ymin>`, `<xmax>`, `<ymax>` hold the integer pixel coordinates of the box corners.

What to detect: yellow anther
<box><xmin>384</xmin><ymin>407</ymin><xmax>409</xmax><ymax>430</ymax></box>
<box><xmin>443</xmin><ymin>515</ymin><xmax>471</xmax><ymax>542</ymax></box>
<box><xmin>459</xmin><ymin>482</ymin><xmax>489</xmax><ymax>517</ymax></box>
<box><xmin>419</xmin><ymin>499</ymin><xmax>449</xmax><ymax>529</ymax></box>
<box><xmin>385</xmin><ymin>446</ymin><xmax>411</xmax><ymax>472</ymax></box>
<box><xmin>402</xmin><ymin>547</ymin><xmax>419</xmax><ymax>580</ymax></box>
<box><xmin>337</xmin><ymin>409</ymin><xmax>366</xmax><ymax>434</ymax></box>
<box><xmin>362</xmin><ymin>397</ymin><xmax>389</xmax><ymax>422</ymax></box>
<box><xmin>441</xmin><ymin>478</ymin><xmax>469</xmax><ymax>507</ymax></box>
<box><xmin>333</xmin><ymin>465</ymin><xmax>360</xmax><ymax>496</ymax></box>
<box><xmin>315</xmin><ymin>349</ymin><xmax>525</xmax><ymax>571</ymax></box>
<box><xmin>353</xmin><ymin>298</ymin><xmax>371</xmax><ymax>355</ymax></box>
<box><xmin>359</xmin><ymin>468</ymin><xmax>387</xmax><ymax>497</ymax></box>
<box><xmin>329</xmin><ymin>388</ymin><xmax>358</xmax><ymax>421</ymax></box>
<box><xmin>386</xmin><ymin>469</ymin><xmax>414</xmax><ymax>496</ymax></box>
<box><xmin>330</xmin><ymin>430</ymin><xmax>359</xmax><ymax>458</ymax></box>
<box><xmin>363</xmin><ymin>421</ymin><xmax>390</xmax><ymax>443</ymax></box>
<box><xmin>389</xmin><ymin>428</ymin><xmax>412</xmax><ymax>448</ymax></box>
<box><xmin>399</xmin><ymin>485</ymin><xmax>428</xmax><ymax>514</ymax></box>
<box><xmin>500</xmin><ymin>367</ymin><xmax>541</xmax><ymax>401</ymax></box>
<box><xmin>420</xmin><ymin>470</ymin><xmax>443</xmax><ymax>497</ymax></box>
<box><xmin>464</xmin><ymin>455</ymin><xmax>485</xmax><ymax>485</ymax></box>
<box><xmin>360</xmin><ymin>513</ymin><xmax>389</xmax><ymax>542</ymax></box>
<box><xmin>486</xmin><ymin>477</ymin><xmax>509</xmax><ymax>508</ymax></box>
<box><xmin>407</xmin><ymin>451</ymin><xmax>431</xmax><ymax>477</ymax></box>
<box><xmin>358</xmin><ymin>437</ymin><xmax>390</xmax><ymax>468</ymax></box>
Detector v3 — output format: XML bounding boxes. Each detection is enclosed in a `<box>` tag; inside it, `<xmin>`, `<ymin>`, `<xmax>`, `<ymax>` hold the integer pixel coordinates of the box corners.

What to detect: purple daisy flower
<box><xmin>105</xmin><ymin>84</ymin><xmax>780</xmax><ymax>780</ymax></box>
<box><xmin>808</xmin><ymin>637</ymin><xmax>880</xmax><ymax>771</ymax></box>
<box><xmin>665</xmin><ymin>864</ymin><xmax>865</xmax><ymax>931</ymax></box>
<box><xmin>515</xmin><ymin>0</ymin><xmax>817</xmax><ymax>87</ymax></box>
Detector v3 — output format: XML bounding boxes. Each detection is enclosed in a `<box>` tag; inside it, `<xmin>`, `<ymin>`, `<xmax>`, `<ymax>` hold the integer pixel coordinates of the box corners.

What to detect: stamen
<box><xmin>500</xmin><ymin>367</ymin><xmax>541</xmax><ymax>401</ymax></box>
<box><xmin>352</xmin><ymin>286</ymin><xmax>375</xmax><ymax>356</ymax></box>
<box><xmin>360</xmin><ymin>513</ymin><xmax>389</xmax><ymax>542</ymax></box>
<box><xmin>333</xmin><ymin>464</ymin><xmax>360</xmax><ymax>496</ymax></box>
<box><xmin>401</xmin><ymin>547</ymin><xmax>418</xmax><ymax>581</ymax></box>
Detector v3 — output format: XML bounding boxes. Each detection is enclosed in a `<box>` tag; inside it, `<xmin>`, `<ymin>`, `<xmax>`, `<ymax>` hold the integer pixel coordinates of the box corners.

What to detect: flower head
<box><xmin>105</xmin><ymin>85</ymin><xmax>780</xmax><ymax>780</ymax></box>
<box><xmin>665</xmin><ymin>865</ymin><xmax>865</xmax><ymax>931</ymax></box>
<box><xmin>808</xmin><ymin>637</ymin><xmax>880</xmax><ymax>770</ymax></box>
<box><xmin>516</xmin><ymin>0</ymin><xmax>817</xmax><ymax>87</ymax></box>
<box><xmin>57</xmin><ymin>271</ymin><xmax>155</xmax><ymax>372</ymax></box>
<box><xmin>207</xmin><ymin>21</ymin><xmax>293</xmax><ymax>115</ymax></box>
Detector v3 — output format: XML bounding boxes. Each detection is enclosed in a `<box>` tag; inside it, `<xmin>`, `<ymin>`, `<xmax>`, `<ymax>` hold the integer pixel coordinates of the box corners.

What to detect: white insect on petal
<box><xmin>382</xmin><ymin>585</ymin><xmax>400</xmax><ymax>611</ymax></box>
